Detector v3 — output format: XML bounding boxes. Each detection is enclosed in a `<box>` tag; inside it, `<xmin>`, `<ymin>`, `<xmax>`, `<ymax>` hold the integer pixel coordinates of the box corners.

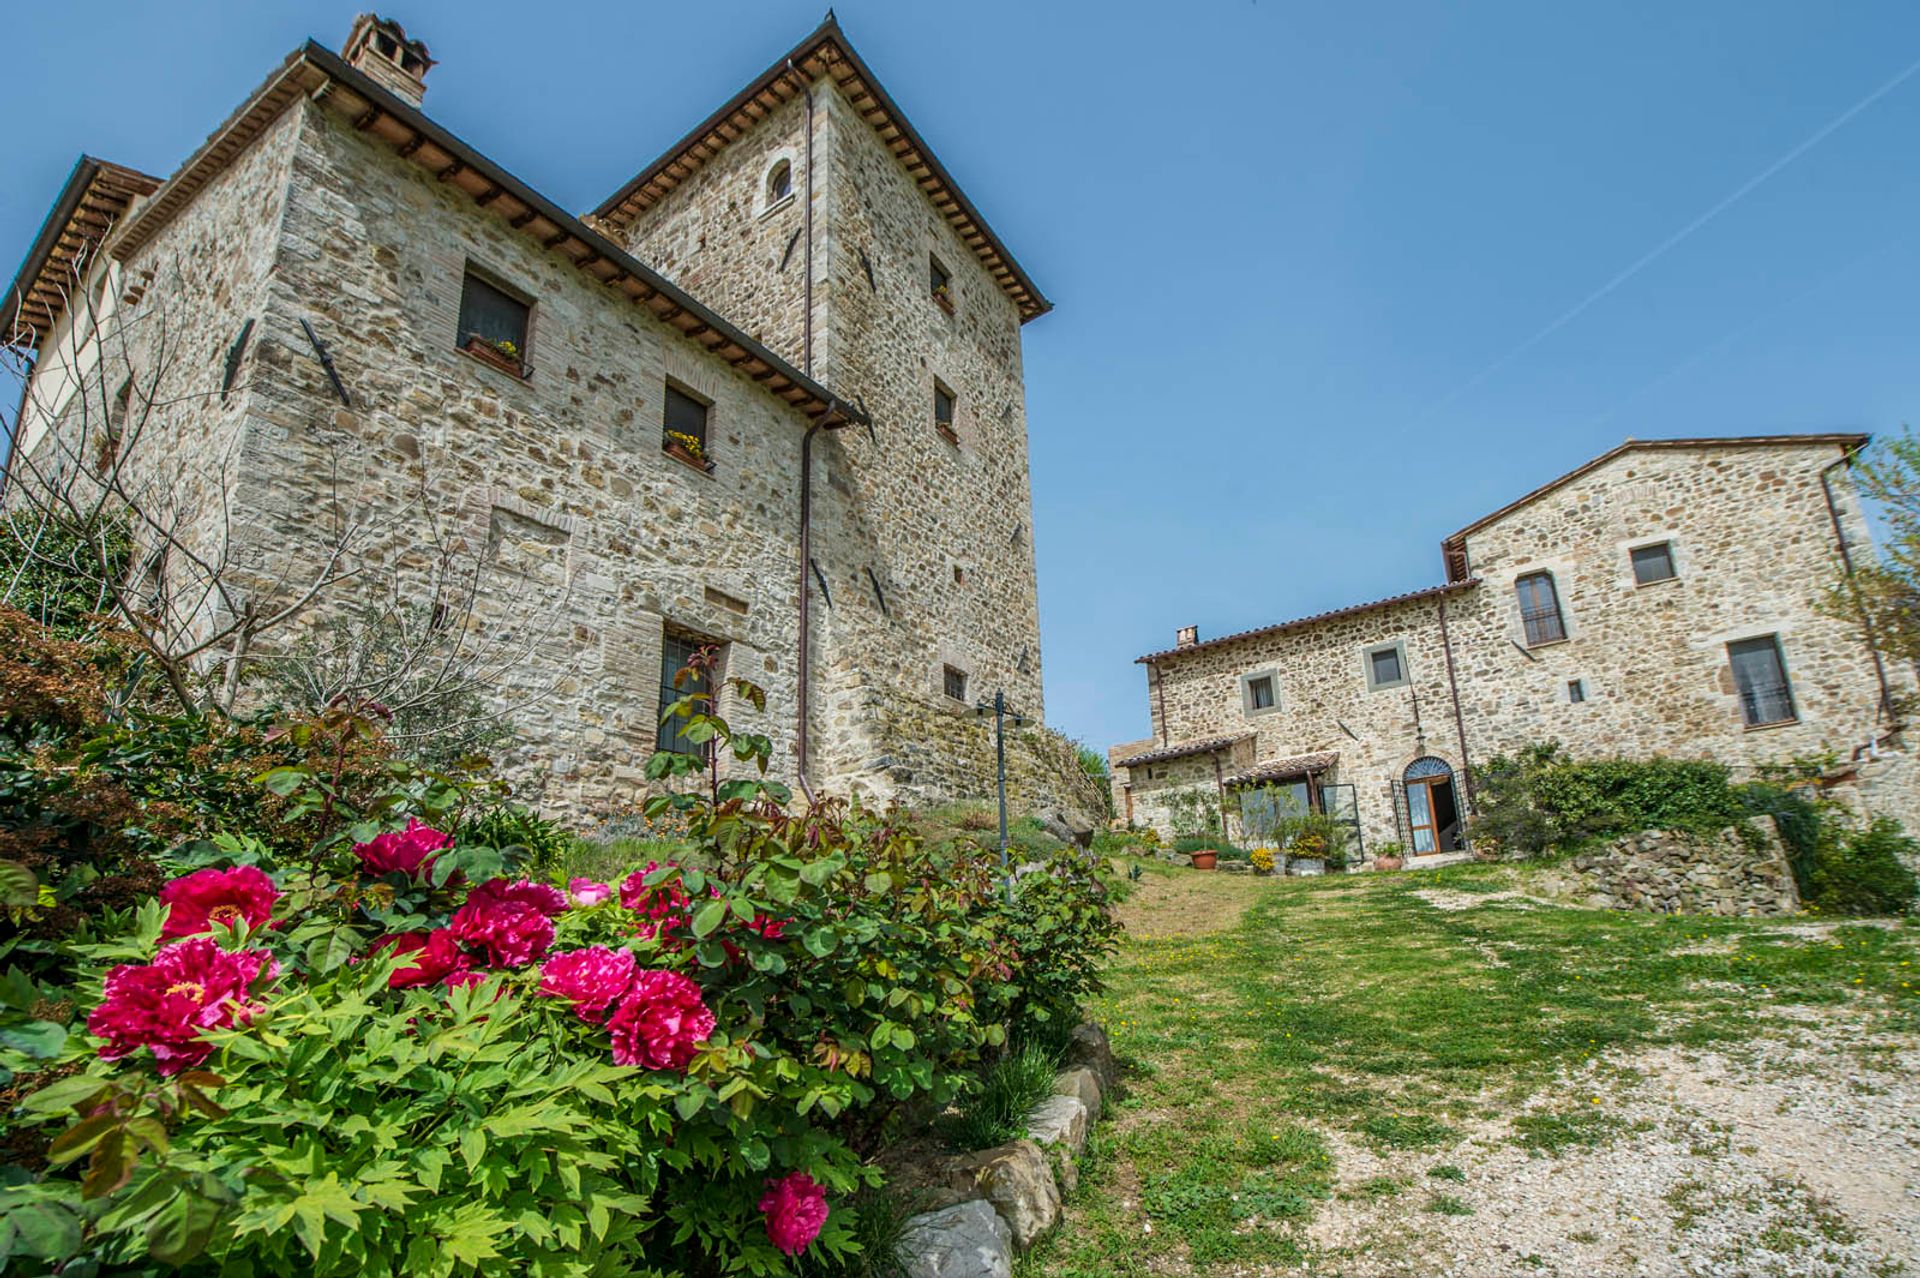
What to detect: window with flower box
<box><xmin>457</xmin><ymin>268</ymin><xmax>530</xmax><ymax>376</ymax></box>
<box><xmin>663</xmin><ymin>384</ymin><xmax>712</xmax><ymax>471</ymax></box>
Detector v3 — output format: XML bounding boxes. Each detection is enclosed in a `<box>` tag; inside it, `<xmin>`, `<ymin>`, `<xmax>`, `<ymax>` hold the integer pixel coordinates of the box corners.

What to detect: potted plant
<box><xmin>935</xmin><ymin>419</ymin><xmax>959</xmax><ymax>446</ymax></box>
<box><xmin>1287</xmin><ymin>830</ymin><xmax>1326</xmax><ymax>876</ymax></box>
<box><xmin>933</xmin><ymin>283</ymin><xmax>955</xmax><ymax>315</ymax></box>
<box><xmin>663</xmin><ymin>430</ymin><xmax>713</xmax><ymax>473</ymax></box>
<box><xmin>465</xmin><ymin>334</ymin><xmax>525</xmax><ymax>377</ymax></box>
<box><xmin>1372</xmin><ymin>841</ymin><xmax>1406</xmax><ymax>872</ymax></box>
<box><xmin>1188</xmin><ymin>847</ymin><xmax>1218</xmax><ymax>871</ymax></box>
<box><xmin>1249</xmin><ymin>847</ymin><xmax>1277</xmax><ymax>876</ymax></box>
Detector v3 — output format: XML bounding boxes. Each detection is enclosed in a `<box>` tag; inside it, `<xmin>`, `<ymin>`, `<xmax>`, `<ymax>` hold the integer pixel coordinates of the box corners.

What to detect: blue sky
<box><xmin>6</xmin><ymin>2</ymin><xmax>1919</xmax><ymax>756</ymax></box>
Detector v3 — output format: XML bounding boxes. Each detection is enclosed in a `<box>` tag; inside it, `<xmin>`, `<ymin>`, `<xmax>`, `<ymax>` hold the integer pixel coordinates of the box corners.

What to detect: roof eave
<box><xmin>107</xmin><ymin>40</ymin><xmax>864</xmax><ymax>429</ymax></box>
<box><xmin>1135</xmin><ymin>579</ymin><xmax>1480</xmax><ymax>665</ymax></box>
<box><xmin>589</xmin><ymin>17</ymin><xmax>1051</xmax><ymax>324</ymax></box>
<box><xmin>1440</xmin><ymin>433</ymin><xmax>1873</xmax><ymax>553</ymax></box>
<box><xmin>1</xmin><ymin>156</ymin><xmax>99</xmax><ymax>351</ymax></box>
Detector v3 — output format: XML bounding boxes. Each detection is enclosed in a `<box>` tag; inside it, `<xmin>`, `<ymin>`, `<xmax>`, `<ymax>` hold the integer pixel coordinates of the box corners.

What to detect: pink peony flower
<box><xmin>747</xmin><ymin>913</ymin><xmax>787</xmax><ymax>941</ymax></box>
<box><xmin>86</xmin><ymin>937</ymin><xmax>276</xmax><ymax>1075</ymax></box>
<box><xmin>449</xmin><ymin>893</ymin><xmax>555</xmax><ymax>968</ymax></box>
<box><xmin>620</xmin><ymin>862</ymin><xmax>696</xmax><ymax>947</ymax></box>
<box><xmin>369</xmin><ymin>929</ymin><xmax>469</xmax><ymax>989</ymax></box>
<box><xmin>567</xmin><ymin>878</ymin><xmax>612</xmax><ymax>907</ymax></box>
<box><xmin>467</xmin><ymin>878</ymin><xmax>568</xmax><ymax>917</ymax></box>
<box><xmin>354</xmin><ymin>818</ymin><xmax>452</xmax><ymax>879</ymax></box>
<box><xmin>606</xmin><ymin>969</ymin><xmax>714</xmax><ymax>1071</ymax></box>
<box><xmin>158</xmin><ymin>865</ymin><xmax>279</xmax><ymax>940</ymax></box>
<box><xmin>758</xmin><ymin>1171</ymin><xmax>829</xmax><ymax>1257</ymax></box>
<box><xmin>537</xmin><ymin>946</ymin><xmax>637</xmax><ymax>1022</ymax></box>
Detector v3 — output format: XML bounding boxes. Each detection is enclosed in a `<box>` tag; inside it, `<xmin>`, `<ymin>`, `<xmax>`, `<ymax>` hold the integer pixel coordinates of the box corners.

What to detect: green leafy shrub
<box><xmin>458</xmin><ymin>802</ymin><xmax>577</xmax><ymax>878</ymax></box>
<box><xmin>1804</xmin><ymin>818</ymin><xmax>1919</xmax><ymax>915</ymax></box>
<box><xmin>1468</xmin><ymin>744</ymin><xmax>1746</xmax><ymax>858</ymax></box>
<box><xmin>0</xmin><ymin>632</ymin><xmax>1120</xmax><ymax>1274</ymax></box>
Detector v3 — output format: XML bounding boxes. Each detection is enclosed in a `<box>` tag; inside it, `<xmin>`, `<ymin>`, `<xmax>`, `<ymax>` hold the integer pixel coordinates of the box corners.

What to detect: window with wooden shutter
<box><xmin>1516</xmin><ymin>572</ymin><xmax>1567</xmax><ymax>646</ymax></box>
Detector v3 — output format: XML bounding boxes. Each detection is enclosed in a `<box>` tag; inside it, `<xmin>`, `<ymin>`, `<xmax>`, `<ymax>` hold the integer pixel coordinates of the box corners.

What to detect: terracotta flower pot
<box><xmin>663</xmin><ymin>439</ymin><xmax>714</xmax><ymax>473</ymax></box>
<box><xmin>1374</xmin><ymin>854</ymin><xmax>1404</xmax><ymax>872</ymax></box>
<box><xmin>464</xmin><ymin>336</ymin><xmax>525</xmax><ymax>377</ymax></box>
<box><xmin>1188</xmin><ymin>850</ymin><xmax>1218</xmax><ymax>871</ymax></box>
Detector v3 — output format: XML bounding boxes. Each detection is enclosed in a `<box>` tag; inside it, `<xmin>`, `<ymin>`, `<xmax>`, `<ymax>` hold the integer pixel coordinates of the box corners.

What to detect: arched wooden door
<box><xmin>1403</xmin><ymin>757</ymin><xmax>1462</xmax><ymax>853</ymax></box>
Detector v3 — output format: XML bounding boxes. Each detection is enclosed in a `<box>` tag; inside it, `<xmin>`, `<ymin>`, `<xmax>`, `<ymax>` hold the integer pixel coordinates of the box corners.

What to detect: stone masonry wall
<box><xmin>8</xmin><ymin>106</ymin><xmax>304</xmax><ymax>662</ymax></box>
<box><xmin>609</xmin><ymin>68</ymin><xmax>1068</xmax><ymax>819</ymax></box>
<box><xmin>1118</xmin><ymin>442</ymin><xmax>1920</xmax><ymax>851</ymax></box>
<box><xmin>1562</xmin><ymin>821</ymin><xmax>1801</xmax><ymax>917</ymax></box>
<box><xmin>232</xmin><ymin>98</ymin><xmax>814</xmax><ymax>817</ymax></box>
<box><xmin>16</xmin><ymin>47</ymin><xmax>1090</xmax><ymax>829</ymax></box>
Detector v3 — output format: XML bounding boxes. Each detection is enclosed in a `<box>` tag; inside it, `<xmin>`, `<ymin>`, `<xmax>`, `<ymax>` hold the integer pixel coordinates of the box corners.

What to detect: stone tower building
<box><xmin>1</xmin><ymin>16</ymin><xmax>1102</xmax><ymax>828</ymax></box>
<box><xmin>1112</xmin><ymin>436</ymin><xmax>1920</xmax><ymax>855</ymax></box>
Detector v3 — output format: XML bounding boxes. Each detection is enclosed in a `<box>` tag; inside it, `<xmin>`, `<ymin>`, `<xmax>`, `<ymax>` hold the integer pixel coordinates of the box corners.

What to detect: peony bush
<box><xmin>0</xmin><ymin>654</ymin><xmax>1119</xmax><ymax>1275</ymax></box>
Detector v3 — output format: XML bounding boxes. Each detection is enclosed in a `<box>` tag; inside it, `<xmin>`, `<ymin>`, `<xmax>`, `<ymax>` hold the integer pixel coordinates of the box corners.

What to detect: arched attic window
<box><xmin>766</xmin><ymin>159</ymin><xmax>793</xmax><ymax>207</ymax></box>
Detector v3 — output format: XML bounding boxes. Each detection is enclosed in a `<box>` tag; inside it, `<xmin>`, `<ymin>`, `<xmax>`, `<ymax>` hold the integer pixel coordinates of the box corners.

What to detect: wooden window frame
<box><xmin>1515</xmin><ymin>572</ymin><xmax>1568</xmax><ymax>647</ymax></box>
<box><xmin>930</xmin><ymin>254</ymin><xmax>954</xmax><ymax>314</ymax></box>
<box><xmin>933</xmin><ymin>380</ymin><xmax>958</xmax><ymax>446</ymax></box>
<box><xmin>456</xmin><ymin>265</ymin><xmax>532</xmax><ymax>378</ymax></box>
<box><xmin>942</xmin><ymin>664</ymin><xmax>969</xmax><ymax>703</ymax></box>
<box><xmin>662</xmin><ymin>381</ymin><xmax>714</xmax><ymax>474</ymax></box>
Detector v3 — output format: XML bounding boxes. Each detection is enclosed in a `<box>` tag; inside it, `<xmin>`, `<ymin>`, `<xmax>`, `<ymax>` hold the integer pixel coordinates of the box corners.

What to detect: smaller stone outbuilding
<box><xmin>1112</xmin><ymin>436</ymin><xmax>1919</xmax><ymax>863</ymax></box>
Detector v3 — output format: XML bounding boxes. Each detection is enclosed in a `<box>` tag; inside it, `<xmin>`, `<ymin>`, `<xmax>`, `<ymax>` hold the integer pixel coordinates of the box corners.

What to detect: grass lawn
<box><xmin>1026</xmin><ymin>859</ymin><xmax>1920</xmax><ymax>1276</ymax></box>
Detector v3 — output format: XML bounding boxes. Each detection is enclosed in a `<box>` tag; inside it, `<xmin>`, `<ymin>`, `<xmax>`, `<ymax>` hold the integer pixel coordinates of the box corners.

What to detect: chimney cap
<box><xmin>1175</xmin><ymin>625</ymin><xmax>1198</xmax><ymax>648</ymax></box>
<box><xmin>344</xmin><ymin>14</ymin><xmax>435</xmax><ymax>78</ymax></box>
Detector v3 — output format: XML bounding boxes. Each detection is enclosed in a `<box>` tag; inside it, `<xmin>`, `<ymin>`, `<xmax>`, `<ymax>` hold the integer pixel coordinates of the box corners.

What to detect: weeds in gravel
<box><xmin>1426</xmin><ymin>1193</ymin><xmax>1475</xmax><ymax>1216</ymax></box>
<box><xmin>1511</xmin><ymin>1109</ymin><xmax>1625</xmax><ymax>1156</ymax></box>
<box><xmin>1428</xmin><ymin>1164</ymin><xmax>1466</xmax><ymax>1182</ymax></box>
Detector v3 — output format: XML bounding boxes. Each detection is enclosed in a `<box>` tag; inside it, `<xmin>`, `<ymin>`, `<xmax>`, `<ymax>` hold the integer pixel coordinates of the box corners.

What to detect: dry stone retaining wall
<box><xmin>1566</xmin><ymin>820</ymin><xmax>1800</xmax><ymax>917</ymax></box>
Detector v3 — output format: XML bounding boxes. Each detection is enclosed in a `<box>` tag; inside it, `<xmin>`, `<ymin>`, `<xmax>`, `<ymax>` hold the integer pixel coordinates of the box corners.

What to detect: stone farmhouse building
<box><xmin>1</xmin><ymin>15</ymin><xmax>1102</xmax><ymax>826</ymax></box>
<box><xmin>1111</xmin><ymin>436</ymin><xmax>1920</xmax><ymax>860</ymax></box>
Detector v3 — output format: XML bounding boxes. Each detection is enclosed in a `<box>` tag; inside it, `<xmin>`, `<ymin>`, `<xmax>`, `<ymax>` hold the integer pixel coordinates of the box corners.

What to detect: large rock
<box><xmin>1052</xmin><ymin>1065</ymin><xmax>1102</xmax><ymax>1123</ymax></box>
<box><xmin>1025</xmin><ymin>1094</ymin><xmax>1088</xmax><ymax>1159</ymax></box>
<box><xmin>948</xmin><ymin>1139</ymin><xmax>1060</xmax><ymax>1250</ymax></box>
<box><xmin>897</xmin><ymin>1200</ymin><xmax>1013</xmax><ymax>1278</ymax></box>
<box><xmin>1024</xmin><ymin>1095</ymin><xmax>1089</xmax><ymax>1194</ymax></box>
<box><xmin>1065</xmin><ymin>1022</ymin><xmax>1119</xmax><ymax>1095</ymax></box>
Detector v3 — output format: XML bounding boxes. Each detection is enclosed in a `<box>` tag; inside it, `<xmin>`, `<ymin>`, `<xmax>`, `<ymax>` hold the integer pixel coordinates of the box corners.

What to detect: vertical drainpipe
<box><xmin>793</xmin><ymin>62</ymin><xmax>822</xmax><ymax>801</ymax></box>
<box><xmin>1151</xmin><ymin>661</ymin><xmax>1169</xmax><ymax>746</ymax></box>
<box><xmin>1437</xmin><ymin>591</ymin><xmax>1476</xmax><ymax>813</ymax></box>
<box><xmin>1819</xmin><ymin>447</ymin><xmax>1895</xmax><ymax>724</ymax></box>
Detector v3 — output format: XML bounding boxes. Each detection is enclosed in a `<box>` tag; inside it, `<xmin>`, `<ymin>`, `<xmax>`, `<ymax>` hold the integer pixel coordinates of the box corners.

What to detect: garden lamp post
<box><xmin>975</xmin><ymin>689</ymin><xmax>1026</xmax><ymax>902</ymax></box>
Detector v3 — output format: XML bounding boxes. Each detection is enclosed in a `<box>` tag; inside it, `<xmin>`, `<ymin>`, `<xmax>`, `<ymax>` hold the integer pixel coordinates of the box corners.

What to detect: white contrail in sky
<box><xmin>1419</xmin><ymin>50</ymin><xmax>1920</xmax><ymax>420</ymax></box>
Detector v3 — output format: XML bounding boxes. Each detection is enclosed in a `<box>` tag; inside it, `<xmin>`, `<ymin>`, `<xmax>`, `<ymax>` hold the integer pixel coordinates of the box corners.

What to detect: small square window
<box><xmin>943</xmin><ymin>664</ymin><xmax>969</xmax><ymax>702</ymax></box>
<box><xmin>1248</xmin><ymin>675</ymin><xmax>1275</xmax><ymax>710</ymax></box>
<box><xmin>663</xmin><ymin>384</ymin><xmax>710</xmax><ymax>463</ymax></box>
<box><xmin>1365</xmin><ymin>642</ymin><xmax>1408</xmax><ymax>691</ymax></box>
<box><xmin>1631</xmin><ymin>541</ymin><xmax>1676</xmax><ymax>585</ymax></box>
<box><xmin>457</xmin><ymin>269</ymin><xmax>530</xmax><ymax>370</ymax></box>
<box><xmin>933</xmin><ymin>382</ymin><xmax>957</xmax><ymax>443</ymax></box>
<box><xmin>1568</xmin><ymin>679</ymin><xmax>1586</xmax><ymax>703</ymax></box>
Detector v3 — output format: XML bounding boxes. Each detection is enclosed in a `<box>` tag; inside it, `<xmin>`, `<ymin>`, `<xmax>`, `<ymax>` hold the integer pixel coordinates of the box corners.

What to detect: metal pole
<box><xmin>995</xmin><ymin>689</ymin><xmax>1012</xmax><ymax>902</ymax></box>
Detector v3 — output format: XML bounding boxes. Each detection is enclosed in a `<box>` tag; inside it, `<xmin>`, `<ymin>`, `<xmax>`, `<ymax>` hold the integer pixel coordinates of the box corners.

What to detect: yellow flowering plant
<box><xmin>665</xmin><ymin>430</ymin><xmax>707</xmax><ymax>462</ymax></box>
<box><xmin>1249</xmin><ymin>847</ymin><xmax>1276</xmax><ymax>874</ymax></box>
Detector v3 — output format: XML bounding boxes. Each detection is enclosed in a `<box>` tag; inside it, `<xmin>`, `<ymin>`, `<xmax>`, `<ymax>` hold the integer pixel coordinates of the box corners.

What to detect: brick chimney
<box><xmin>1176</xmin><ymin>625</ymin><xmax>1198</xmax><ymax>648</ymax></box>
<box><xmin>343</xmin><ymin>14</ymin><xmax>434</xmax><ymax>108</ymax></box>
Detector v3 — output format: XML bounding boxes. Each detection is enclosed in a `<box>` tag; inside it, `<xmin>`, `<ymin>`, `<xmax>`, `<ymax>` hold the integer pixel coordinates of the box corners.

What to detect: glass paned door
<box><xmin>1407</xmin><ymin>781</ymin><xmax>1437</xmax><ymax>853</ymax></box>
